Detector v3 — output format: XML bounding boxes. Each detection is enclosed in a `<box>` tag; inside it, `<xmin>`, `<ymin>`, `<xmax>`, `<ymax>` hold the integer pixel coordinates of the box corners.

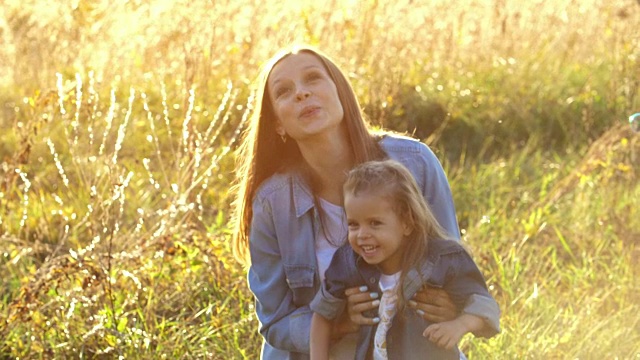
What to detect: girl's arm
<box><xmin>310</xmin><ymin>313</ymin><xmax>332</xmax><ymax>360</ymax></box>
<box><xmin>438</xmin><ymin>244</ymin><xmax>501</xmax><ymax>338</ymax></box>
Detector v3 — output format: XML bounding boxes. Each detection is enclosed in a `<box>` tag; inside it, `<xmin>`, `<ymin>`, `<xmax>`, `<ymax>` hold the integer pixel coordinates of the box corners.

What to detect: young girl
<box><xmin>310</xmin><ymin>160</ymin><xmax>500</xmax><ymax>360</ymax></box>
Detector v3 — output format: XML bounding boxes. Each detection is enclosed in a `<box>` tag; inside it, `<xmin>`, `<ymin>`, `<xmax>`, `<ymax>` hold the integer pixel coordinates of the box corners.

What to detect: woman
<box><xmin>231</xmin><ymin>45</ymin><xmax>461</xmax><ymax>359</ymax></box>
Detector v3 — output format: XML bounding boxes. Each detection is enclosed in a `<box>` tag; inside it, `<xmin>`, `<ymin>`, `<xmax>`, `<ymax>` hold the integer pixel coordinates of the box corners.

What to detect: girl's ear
<box><xmin>275</xmin><ymin>122</ymin><xmax>286</xmax><ymax>137</ymax></box>
<box><xmin>402</xmin><ymin>221</ymin><xmax>413</xmax><ymax>237</ymax></box>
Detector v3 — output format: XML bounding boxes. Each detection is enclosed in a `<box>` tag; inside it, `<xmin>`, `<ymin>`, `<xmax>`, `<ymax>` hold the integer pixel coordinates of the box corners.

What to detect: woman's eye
<box><xmin>306</xmin><ymin>72</ymin><xmax>322</xmax><ymax>81</ymax></box>
<box><xmin>275</xmin><ymin>87</ymin><xmax>291</xmax><ymax>98</ymax></box>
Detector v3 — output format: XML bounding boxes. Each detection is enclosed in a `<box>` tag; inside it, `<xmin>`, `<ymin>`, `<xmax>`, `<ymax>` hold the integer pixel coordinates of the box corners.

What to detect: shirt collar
<box><xmin>291</xmin><ymin>171</ymin><xmax>315</xmax><ymax>218</ymax></box>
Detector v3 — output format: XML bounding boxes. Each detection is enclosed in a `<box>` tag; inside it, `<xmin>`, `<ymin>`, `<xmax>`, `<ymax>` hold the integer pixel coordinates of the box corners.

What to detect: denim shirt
<box><xmin>247</xmin><ymin>134</ymin><xmax>460</xmax><ymax>359</ymax></box>
<box><xmin>310</xmin><ymin>239</ymin><xmax>501</xmax><ymax>360</ymax></box>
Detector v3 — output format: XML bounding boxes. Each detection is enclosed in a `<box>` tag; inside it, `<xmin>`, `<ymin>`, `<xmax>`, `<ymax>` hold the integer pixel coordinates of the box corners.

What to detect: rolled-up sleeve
<box><xmin>463</xmin><ymin>294</ymin><xmax>500</xmax><ymax>338</ymax></box>
<box><xmin>309</xmin><ymin>247</ymin><xmax>352</xmax><ymax>320</ymax></box>
<box><xmin>443</xmin><ymin>250</ymin><xmax>501</xmax><ymax>338</ymax></box>
<box><xmin>248</xmin><ymin>196</ymin><xmax>312</xmax><ymax>353</ymax></box>
<box><xmin>309</xmin><ymin>281</ymin><xmax>347</xmax><ymax>320</ymax></box>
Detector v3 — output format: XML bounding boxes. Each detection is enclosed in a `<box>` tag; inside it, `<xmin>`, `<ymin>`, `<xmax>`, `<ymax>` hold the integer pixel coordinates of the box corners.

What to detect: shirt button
<box><xmin>369</xmin><ymin>277</ymin><xmax>376</xmax><ymax>284</ymax></box>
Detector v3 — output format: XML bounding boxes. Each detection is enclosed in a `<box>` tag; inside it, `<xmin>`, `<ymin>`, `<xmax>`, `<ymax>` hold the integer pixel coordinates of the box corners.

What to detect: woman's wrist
<box><xmin>331</xmin><ymin>317</ymin><xmax>358</xmax><ymax>340</ymax></box>
<box><xmin>330</xmin><ymin>319</ymin><xmax>346</xmax><ymax>339</ymax></box>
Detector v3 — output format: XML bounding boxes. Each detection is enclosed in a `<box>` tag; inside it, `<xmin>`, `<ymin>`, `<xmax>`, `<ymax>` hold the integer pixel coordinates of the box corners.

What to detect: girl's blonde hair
<box><xmin>230</xmin><ymin>45</ymin><xmax>385</xmax><ymax>266</ymax></box>
<box><xmin>343</xmin><ymin>159</ymin><xmax>452</xmax><ymax>307</ymax></box>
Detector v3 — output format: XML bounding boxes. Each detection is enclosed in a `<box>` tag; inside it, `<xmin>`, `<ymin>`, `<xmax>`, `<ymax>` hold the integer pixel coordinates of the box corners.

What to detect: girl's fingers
<box><xmin>427</xmin><ymin>326</ymin><xmax>443</xmax><ymax>343</ymax></box>
<box><xmin>421</xmin><ymin>312</ymin><xmax>447</xmax><ymax>323</ymax></box>
<box><xmin>422</xmin><ymin>327</ymin><xmax>431</xmax><ymax>337</ymax></box>
<box><xmin>444</xmin><ymin>338</ymin><xmax>456</xmax><ymax>350</ymax></box>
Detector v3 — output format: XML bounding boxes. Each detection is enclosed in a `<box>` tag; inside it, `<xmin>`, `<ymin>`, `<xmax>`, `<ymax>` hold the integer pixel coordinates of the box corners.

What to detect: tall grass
<box><xmin>0</xmin><ymin>71</ymin><xmax>258</xmax><ymax>357</ymax></box>
<box><xmin>1</xmin><ymin>0</ymin><xmax>639</xmax><ymax>358</ymax></box>
<box><xmin>447</xmin><ymin>124</ymin><xmax>639</xmax><ymax>358</ymax></box>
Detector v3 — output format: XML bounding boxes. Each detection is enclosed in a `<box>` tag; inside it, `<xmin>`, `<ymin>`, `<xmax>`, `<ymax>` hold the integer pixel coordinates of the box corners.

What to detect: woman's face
<box><xmin>267</xmin><ymin>52</ymin><xmax>344</xmax><ymax>142</ymax></box>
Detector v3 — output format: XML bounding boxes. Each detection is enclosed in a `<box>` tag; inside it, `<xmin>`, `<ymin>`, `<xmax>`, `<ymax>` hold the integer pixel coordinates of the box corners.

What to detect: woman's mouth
<box><xmin>299</xmin><ymin>106</ymin><xmax>320</xmax><ymax>118</ymax></box>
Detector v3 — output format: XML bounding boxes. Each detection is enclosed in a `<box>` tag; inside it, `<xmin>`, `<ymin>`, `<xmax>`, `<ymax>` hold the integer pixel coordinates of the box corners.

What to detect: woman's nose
<box><xmin>295</xmin><ymin>86</ymin><xmax>310</xmax><ymax>101</ymax></box>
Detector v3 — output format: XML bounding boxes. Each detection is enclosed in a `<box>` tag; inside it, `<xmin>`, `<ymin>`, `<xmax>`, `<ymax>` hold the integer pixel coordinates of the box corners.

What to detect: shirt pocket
<box><xmin>284</xmin><ymin>264</ymin><xmax>316</xmax><ymax>306</ymax></box>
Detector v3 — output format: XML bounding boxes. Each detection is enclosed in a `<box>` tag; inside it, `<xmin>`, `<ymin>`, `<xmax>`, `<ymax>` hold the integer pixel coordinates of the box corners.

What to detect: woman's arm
<box><xmin>310</xmin><ymin>313</ymin><xmax>332</xmax><ymax>360</ymax></box>
<box><xmin>414</xmin><ymin>141</ymin><xmax>460</xmax><ymax>240</ymax></box>
<box><xmin>407</xmin><ymin>141</ymin><xmax>462</xmax><ymax>320</ymax></box>
<box><xmin>248</xmin><ymin>198</ymin><xmax>313</xmax><ymax>353</ymax></box>
<box><xmin>381</xmin><ymin>135</ymin><xmax>460</xmax><ymax>240</ymax></box>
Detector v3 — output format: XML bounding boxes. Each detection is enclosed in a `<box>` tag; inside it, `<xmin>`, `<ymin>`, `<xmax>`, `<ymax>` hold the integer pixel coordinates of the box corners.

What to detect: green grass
<box><xmin>447</xmin><ymin>125</ymin><xmax>639</xmax><ymax>358</ymax></box>
<box><xmin>1</xmin><ymin>0</ymin><xmax>639</xmax><ymax>358</ymax></box>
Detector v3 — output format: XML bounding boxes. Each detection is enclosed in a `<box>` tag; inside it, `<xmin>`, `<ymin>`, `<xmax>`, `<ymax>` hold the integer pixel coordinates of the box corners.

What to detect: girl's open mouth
<box><xmin>360</xmin><ymin>245</ymin><xmax>378</xmax><ymax>254</ymax></box>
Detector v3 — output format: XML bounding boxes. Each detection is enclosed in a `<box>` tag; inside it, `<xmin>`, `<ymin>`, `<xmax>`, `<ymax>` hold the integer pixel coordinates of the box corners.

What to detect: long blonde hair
<box><xmin>230</xmin><ymin>45</ymin><xmax>385</xmax><ymax>265</ymax></box>
<box><xmin>343</xmin><ymin>159</ymin><xmax>453</xmax><ymax>307</ymax></box>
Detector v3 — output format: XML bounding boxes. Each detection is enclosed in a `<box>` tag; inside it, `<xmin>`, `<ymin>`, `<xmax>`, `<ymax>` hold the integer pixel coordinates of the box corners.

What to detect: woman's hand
<box><xmin>409</xmin><ymin>286</ymin><xmax>458</xmax><ymax>323</ymax></box>
<box><xmin>344</xmin><ymin>286</ymin><xmax>380</xmax><ymax>326</ymax></box>
<box><xmin>330</xmin><ymin>308</ymin><xmax>359</xmax><ymax>340</ymax></box>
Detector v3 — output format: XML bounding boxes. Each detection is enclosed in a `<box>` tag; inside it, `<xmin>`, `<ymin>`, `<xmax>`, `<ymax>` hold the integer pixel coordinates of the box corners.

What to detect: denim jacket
<box><xmin>310</xmin><ymin>239</ymin><xmax>501</xmax><ymax>360</ymax></box>
<box><xmin>247</xmin><ymin>134</ymin><xmax>460</xmax><ymax>359</ymax></box>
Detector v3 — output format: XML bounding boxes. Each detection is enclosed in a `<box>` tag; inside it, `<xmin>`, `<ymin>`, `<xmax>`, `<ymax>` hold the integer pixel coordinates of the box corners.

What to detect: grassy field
<box><xmin>1</xmin><ymin>0</ymin><xmax>639</xmax><ymax>358</ymax></box>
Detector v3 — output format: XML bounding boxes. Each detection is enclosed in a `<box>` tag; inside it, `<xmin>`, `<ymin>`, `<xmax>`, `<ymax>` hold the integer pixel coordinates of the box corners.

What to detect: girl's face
<box><xmin>267</xmin><ymin>52</ymin><xmax>345</xmax><ymax>143</ymax></box>
<box><xmin>345</xmin><ymin>189</ymin><xmax>412</xmax><ymax>275</ymax></box>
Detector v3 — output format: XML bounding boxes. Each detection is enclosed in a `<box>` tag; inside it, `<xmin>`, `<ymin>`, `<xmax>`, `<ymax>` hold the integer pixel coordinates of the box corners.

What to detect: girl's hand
<box><xmin>422</xmin><ymin>321</ymin><xmax>464</xmax><ymax>350</ymax></box>
<box><xmin>423</xmin><ymin>313</ymin><xmax>484</xmax><ymax>350</ymax></box>
<box><xmin>344</xmin><ymin>286</ymin><xmax>380</xmax><ymax>326</ymax></box>
<box><xmin>409</xmin><ymin>286</ymin><xmax>457</xmax><ymax>323</ymax></box>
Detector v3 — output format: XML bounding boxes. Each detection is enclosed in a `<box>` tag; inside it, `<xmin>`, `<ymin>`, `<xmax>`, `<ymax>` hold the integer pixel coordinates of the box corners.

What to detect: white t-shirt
<box><xmin>315</xmin><ymin>198</ymin><xmax>346</xmax><ymax>283</ymax></box>
<box><xmin>373</xmin><ymin>272</ymin><xmax>401</xmax><ymax>360</ymax></box>
<box><xmin>314</xmin><ymin>199</ymin><xmax>356</xmax><ymax>359</ymax></box>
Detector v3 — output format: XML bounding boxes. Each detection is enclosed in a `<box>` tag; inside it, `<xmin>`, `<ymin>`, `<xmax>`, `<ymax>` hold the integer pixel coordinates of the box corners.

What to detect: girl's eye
<box><xmin>370</xmin><ymin>220</ymin><xmax>382</xmax><ymax>226</ymax></box>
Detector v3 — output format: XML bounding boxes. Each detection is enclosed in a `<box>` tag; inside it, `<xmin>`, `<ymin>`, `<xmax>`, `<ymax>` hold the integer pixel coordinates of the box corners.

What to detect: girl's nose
<box><xmin>357</xmin><ymin>227</ymin><xmax>369</xmax><ymax>238</ymax></box>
